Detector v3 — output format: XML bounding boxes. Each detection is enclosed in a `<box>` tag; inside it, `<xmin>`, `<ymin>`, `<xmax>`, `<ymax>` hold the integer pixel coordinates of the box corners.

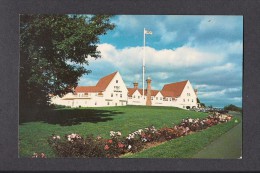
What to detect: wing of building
<box><xmin>51</xmin><ymin>71</ymin><xmax>200</xmax><ymax>109</ymax></box>
<box><xmin>51</xmin><ymin>71</ymin><xmax>128</xmax><ymax>107</ymax></box>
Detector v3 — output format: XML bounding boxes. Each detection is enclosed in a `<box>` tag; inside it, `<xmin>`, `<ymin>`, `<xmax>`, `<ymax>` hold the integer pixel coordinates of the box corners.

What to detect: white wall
<box><xmin>50</xmin><ymin>74</ymin><xmax>199</xmax><ymax>109</ymax></box>
<box><xmin>127</xmin><ymin>90</ymin><xmax>146</xmax><ymax>105</ymax></box>
<box><xmin>175</xmin><ymin>80</ymin><xmax>198</xmax><ymax>109</ymax></box>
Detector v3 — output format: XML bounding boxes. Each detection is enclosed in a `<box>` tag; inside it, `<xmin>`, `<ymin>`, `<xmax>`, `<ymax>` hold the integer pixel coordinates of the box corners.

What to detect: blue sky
<box><xmin>78</xmin><ymin>15</ymin><xmax>243</xmax><ymax>108</ymax></box>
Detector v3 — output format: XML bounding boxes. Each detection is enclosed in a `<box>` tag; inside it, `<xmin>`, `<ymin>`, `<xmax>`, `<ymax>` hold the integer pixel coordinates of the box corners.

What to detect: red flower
<box><xmin>118</xmin><ymin>142</ymin><xmax>124</xmax><ymax>148</ymax></box>
<box><xmin>104</xmin><ymin>145</ymin><xmax>109</xmax><ymax>150</ymax></box>
<box><xmin>108</xmin><ymin>139</ymin><xmax>113</xmax><ymax>144</ymax></box>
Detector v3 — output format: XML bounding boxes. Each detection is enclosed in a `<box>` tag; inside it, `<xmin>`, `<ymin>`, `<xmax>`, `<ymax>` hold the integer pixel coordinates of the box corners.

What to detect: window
<box><xmin>188</xmin><ymin>99</ymin><xmax>189</xmax><ymax>102</ymax></box>
<box><xmin>133</xmin><ymin>95</ymin><xmax>135</xmax><ymax>98</ymax></box>
<box><xmin>151</xmin><ymin>97</ymin><xmax>154</xmax><ymax>100</ymax></box>
<box><xmin>192</xmin><ymin>99</ymin><xmax>193</xmax><ymax>102</ymax></box>
<box><xmin>115</xmin><ymin>103</ymin><xmax>117</xmax><ymax>106</ymax></box>
<box><xmin>116</xmin><ymin>94</ymin><xmax>118</xmax><ymax>97</ymax></box>
<box><xmin>95</xmin><ymin>102</ymin><xmax>97</xmax><ymax>105</ymax></box>
<box><xmin>156</xmin><ymin>97</ymin><xmax>158</xmax><ymax>100</ymax></box>
<box><xmin>183</xmin><ymin>99</ymin><xmax>185</xmax><ymax>102</ymax></box>
<box><xmin>111</xmin><ymin>93</ymin><xmax>113</xmax><ymax>97</ymax></box>
<box><xmin>107</xmin><ymin>102</ymin><xmax>109</xmax><ymax>105</ymax></box>
<box><xmin>120</xmin><ymin>94</ymin><xmax>122</xmax><ymax>98</ymax></box>
<box><xmin>160</xmin><ymin>97</ymin><xmax>162</xmax><ymax>100</ymax></box>
<box><xmin>170</xmin><ymin>98</ymin><xmax>172</xmax><ymax>101</ymax></box>
<box><xmin>116</xmin><ymin>80</ymin><xmax>118</xmax><ymax>83</ymax></box>
<box><xmin>138</xmin><ymin>96</ymin><xmax>140</xmax><ymax>99</ymax></box>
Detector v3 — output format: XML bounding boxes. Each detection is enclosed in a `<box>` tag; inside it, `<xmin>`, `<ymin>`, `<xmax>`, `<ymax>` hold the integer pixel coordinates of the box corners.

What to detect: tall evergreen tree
<box><xmin>20</xmin><ymin>14</ymin><xmax>115</xmax><ymax>113</ymax></box>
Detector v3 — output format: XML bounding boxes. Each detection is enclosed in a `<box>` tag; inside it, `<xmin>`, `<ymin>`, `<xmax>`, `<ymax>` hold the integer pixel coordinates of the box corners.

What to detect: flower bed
<box><xmin>35</xmin><ymin>112</ymin><xmax>233</xmax><ymax>158</ymax></box>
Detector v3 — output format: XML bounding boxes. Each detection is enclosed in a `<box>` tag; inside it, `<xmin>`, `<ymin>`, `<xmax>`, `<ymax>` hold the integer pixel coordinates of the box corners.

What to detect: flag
<box><xmin>144</xmin><ymin>29</ymin><xmax>152</xmax><ymax>35</ymax></box>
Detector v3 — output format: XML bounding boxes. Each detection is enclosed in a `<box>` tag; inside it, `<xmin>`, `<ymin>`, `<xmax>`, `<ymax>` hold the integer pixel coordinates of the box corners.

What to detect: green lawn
<box><xmin>122</xmin><ymin>116</ymin><xmax>240</xmax><ymax>158</ymax></box>
<box><xmin>19</xmin><ymin>105</ymin><xmax>208</xmax><ymax>157</ymax></box>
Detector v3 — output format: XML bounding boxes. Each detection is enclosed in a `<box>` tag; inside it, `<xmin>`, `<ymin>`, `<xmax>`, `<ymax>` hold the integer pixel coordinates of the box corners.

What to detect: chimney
<box><xmin>146</xmin><ymin>77</ymin><xmax>152</xmax><ymax>106</ymax></box>
<box><xmin>133</xmin><ymin>81</ymin><xmax>138</xmax><ymax>89</ymax></box>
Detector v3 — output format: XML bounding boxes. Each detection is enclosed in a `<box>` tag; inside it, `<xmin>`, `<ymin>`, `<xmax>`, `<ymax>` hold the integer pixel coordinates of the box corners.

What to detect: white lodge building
<box><xmin>51</xmin><ymin>71</ymin><xmax>200</xmax><ymax>109</ymax></box>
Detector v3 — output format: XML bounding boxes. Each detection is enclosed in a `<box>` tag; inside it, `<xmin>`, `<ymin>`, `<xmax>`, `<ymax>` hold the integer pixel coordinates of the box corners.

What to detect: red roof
<box><xmin>75</xmin><ymin>71</ymin><xmax>118</xmax><ymax>93</ymax></box>
<box><xmin>127</xmin><ymin>88</ymin><xmax>137</xmax><ymax>96</ymax></box>
<box><xmin>127</xmin><ymin>88</ymin><xmax>160</xmax><ymax>97</ymax></box>
<box><xmin>96</xmin><ymin>71</ymin><xmax>118</xmax><ymax>90</ymax></box>
<box><xmin>161</xmin><ymin>80</ymin><xmax>188</xmax><ymax>97</ymax></box>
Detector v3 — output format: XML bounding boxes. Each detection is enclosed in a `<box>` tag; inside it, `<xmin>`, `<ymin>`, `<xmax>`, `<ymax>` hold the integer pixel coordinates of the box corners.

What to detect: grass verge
<box><xmin>19</xmin><ymin>106</ymin><xmax>208</xmax><ymax>157</ymax></box>
<box><xmin>121</xmin><ymin>116</ymin><xmax>241</xmax><ymax>158</ymax></box>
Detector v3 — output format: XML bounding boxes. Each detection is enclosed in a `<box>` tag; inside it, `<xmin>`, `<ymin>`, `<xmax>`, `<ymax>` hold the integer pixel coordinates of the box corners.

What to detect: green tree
<box><xmin>224</xmin><ymin>104</ymin><xmax>242</xmax><ymax>112</ymax></box>
<box><xmin>20</xmin><ymin>14</ymin><xmax>115</xmax><ymax>113</ymax></box>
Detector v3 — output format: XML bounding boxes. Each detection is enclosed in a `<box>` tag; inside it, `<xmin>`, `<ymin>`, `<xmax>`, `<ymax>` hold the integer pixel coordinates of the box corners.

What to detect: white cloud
<box><xmin>97</xmin><ymin>43</ymin><xmax>225</xmax><ymax>72</ymax></box>
<box><xmin>78</xmin><ymin>78</ymin><xmax>97</xmax><ymax>86</ymax></box>
<box><xmin>199</xmin><ymin>87</ymin><xmax>242</xmax><ymax>99</ymax></box>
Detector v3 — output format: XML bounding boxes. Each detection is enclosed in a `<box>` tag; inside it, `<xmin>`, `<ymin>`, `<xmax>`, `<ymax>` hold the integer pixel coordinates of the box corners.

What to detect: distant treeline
<box><xmin>224</xmin><ymin>104</ymin><xmax>242</xmax><ymax>113</ymax></box>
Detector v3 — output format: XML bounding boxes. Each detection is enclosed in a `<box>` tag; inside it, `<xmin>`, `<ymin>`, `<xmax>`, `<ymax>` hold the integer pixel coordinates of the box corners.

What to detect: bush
<box><xmin>224</xmin><ymin>104</ymin><xmax>242</xmax><ymax>113</ymax></box>
<box><xmin>48</xmin><ymin>134</ymin><xmax>106</xmax><ymax>158</ymax></box>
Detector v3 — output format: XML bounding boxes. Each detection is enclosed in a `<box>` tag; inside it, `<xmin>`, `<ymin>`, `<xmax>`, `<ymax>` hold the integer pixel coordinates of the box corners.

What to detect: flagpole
<box><xmin>143</xmin><ymin>28</ymin><xmax>145</xmax><ymax>97</ymax></box>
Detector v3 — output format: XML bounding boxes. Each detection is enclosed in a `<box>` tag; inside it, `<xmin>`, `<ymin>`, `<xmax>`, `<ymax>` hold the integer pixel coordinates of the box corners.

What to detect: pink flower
<box><xmin>104</xmin><ymin>145</ymin><xmax>109</xmax><ymax>150</ymax></box>
<box><xmin>118</xmin><ymin>142</ymin><xmax>124</xmax><ymax>148</ymax></box>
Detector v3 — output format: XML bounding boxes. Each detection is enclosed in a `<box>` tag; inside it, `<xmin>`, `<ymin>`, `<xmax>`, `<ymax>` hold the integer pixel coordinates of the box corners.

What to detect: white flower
<box><xmin>128</xmin><ymin>145</ymin><xmax>132</xmax><ymax>150</ymax></box>
<box><xmin>141</xmin><ymin>138</ymin><xmax>147</xmax><ymax>142</ymax></box>
<box><xmin>110</xmin><ymin>131</ymin><xmax>115</xmax><ymax>137</ymax></box>
<box><xmin>56</xmin><ymin>136</ymin><xmax>60</xmax><ymax>139</ymax></box>
<box><xmin>117</xmin><ymin>131</ymin><xmax>122</xmax><ymax>136</ymax></box>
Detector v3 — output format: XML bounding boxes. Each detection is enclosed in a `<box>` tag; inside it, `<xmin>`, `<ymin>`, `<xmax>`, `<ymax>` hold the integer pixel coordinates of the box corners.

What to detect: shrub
<box><xmin>48</xmin><ymin>134</ymin><xmax>106</xmax><ymax>158</ymax></box>
<box><xmin>224</xmin><ymin>104</ymin><xmax>242</xmax><ymax>113</ymax></box>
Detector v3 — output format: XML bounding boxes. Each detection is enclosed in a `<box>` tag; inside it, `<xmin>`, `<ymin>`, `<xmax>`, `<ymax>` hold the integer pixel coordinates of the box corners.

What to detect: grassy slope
<box><xmin>19</xmin><ymin>106</ymin><xmax>208</xmax><ymax>157</ymax></box>
<box><xmin>122</xmin><ymin>116</ymin><xmax>241</xmax><ymax>158</ymax></box>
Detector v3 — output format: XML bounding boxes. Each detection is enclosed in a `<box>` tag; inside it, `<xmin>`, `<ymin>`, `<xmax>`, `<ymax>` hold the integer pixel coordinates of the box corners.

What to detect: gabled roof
<box><xmin>161</xmin><ymin>80</ymin><xmax>188</xmax><ymax>97</ymax></box>
<box><xmin>75</xmin><ymin>71</ymin><xmax>118</xmax><ymax>93</ymax></box>
<box><xmin>127</xmin><ymin>88</ymin><xmax>137</xmax><ymax>96</ymax></box>
<box><xmin>96</xmin><ymin>71</ymin><xmax>118</xmax><ymax>90</ymax></box>
<box><xmin>127</xmin><ymin>88</ymin><xmax>160</xmax><ymax>97</ymax></box>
